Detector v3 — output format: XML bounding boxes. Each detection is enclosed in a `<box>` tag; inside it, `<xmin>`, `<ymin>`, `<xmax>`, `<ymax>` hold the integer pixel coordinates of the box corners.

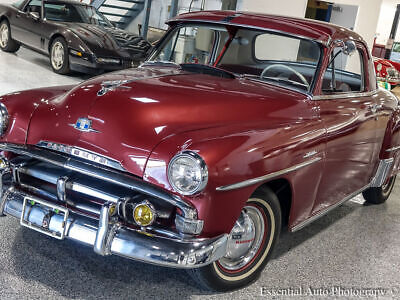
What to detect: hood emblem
<box><xmin>97</xmin><ymin>80</ymin><xmax>132</xmax><ymax>96</ymax></box>
<box><xmin>69</xmin><ymin>118</ymin><xmax>99</xmax><ymax>133</ymax></box>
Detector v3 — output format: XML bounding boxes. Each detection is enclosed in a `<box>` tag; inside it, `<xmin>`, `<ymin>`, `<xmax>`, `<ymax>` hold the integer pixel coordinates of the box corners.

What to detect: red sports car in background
<box><xmin>374</xmin><ymin>57</ymin><xmax>400</xmax><ymax>87</ymax></box>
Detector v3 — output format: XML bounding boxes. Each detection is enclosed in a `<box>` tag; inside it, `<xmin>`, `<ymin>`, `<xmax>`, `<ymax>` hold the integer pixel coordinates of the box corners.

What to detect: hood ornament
<box><xmin>97</xmin><ymin>80</ymin><xmax>132</xmax><ymax>96</ymax></box>
<box><xmin>69</xmin><ymin>118</ymin><xmax>99</xmax><ymax>133</ymax></box>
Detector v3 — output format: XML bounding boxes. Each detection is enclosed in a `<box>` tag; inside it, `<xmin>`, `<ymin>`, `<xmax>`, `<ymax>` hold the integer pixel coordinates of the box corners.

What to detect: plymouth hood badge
<box><xmin>97</xmin><ymin>80</ymin><xmax>132</xmax><ymax>96</ymax></box>
<box><xmin>69</xmin><ymin>118</ymin><xmax>100</xmax><ymax>133</ymax></box>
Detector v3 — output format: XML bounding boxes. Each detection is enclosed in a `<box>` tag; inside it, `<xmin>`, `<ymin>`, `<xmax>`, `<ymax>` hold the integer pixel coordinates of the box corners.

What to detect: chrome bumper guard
<box><xmin>1</xmin><ymin>188</ymin><xmax>228</xmax><ymax>268</ymax></box>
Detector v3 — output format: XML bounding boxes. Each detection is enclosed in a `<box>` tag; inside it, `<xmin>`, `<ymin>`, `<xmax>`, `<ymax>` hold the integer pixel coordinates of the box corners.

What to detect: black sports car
<box><xmin>0</xmin><ymin>0</ymin><xmax>152</xmax><ymax>74</ymax></box>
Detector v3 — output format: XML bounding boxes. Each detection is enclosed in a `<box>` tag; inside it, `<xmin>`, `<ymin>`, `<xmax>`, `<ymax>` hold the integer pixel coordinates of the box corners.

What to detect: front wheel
<box><xmin>363</xmin><ymin>175</ymin><xmax>396</xmax><ymax>204</ymax></box>
<box><xmin>50</xmin><ymin>37</ymin><xmax>70</xmax><ymax>75</ymax></box>
<box><xmin>188</xmin><ymin>187</ymin><xmax>281</xmax><ymax>291</ymax></box>
<box><xmin>0</xmin><ymin>21</ymin><xmax>20</xmax><ymax>53</ymax></box>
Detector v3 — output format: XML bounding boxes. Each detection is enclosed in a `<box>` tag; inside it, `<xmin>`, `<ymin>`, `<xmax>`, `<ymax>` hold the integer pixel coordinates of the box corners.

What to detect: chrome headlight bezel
<box><xmin>167</xmin><ymin>151</ymin><xmax>208</xmax><ymax>196</ymax></box>
<box><xmin>0</xmin><ymin>103</ymin><xmax>9</xmax><ymax>136</ymax></box>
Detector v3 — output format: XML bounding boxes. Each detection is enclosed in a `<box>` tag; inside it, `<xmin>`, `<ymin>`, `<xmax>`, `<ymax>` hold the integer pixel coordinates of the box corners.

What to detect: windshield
<box><xmin>44</xmin><ymin>2</ymin><xmax>113</xmax><ymax>27</ymax></box>
<box><xmin>148</xmin><ymin>24</ymin><xmax>322</xmax><ymax>91</ymax></box>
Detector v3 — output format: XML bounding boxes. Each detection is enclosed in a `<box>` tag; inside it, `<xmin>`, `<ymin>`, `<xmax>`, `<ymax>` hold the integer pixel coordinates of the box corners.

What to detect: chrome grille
<box><xmin>387</xmin><ymin>68</ymin><xmax>397</xmax><ymax>77</ymax></box>
<box><xmin>12</xmin><ymin>157</ymin><xmax>175</xmax><ymax>222</ymax></box>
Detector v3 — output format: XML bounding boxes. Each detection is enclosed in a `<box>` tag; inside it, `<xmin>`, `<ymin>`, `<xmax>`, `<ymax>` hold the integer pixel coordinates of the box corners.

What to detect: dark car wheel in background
<box><xmin>188</xmin><ymin>187</ymin><xmax>282</xmax><ymax>291</ymax></box>
<box><xmin>363</xmin><ymin>175</ymin><xmax>396</xmax><ymax>204</ymax></box>
<box><xmin>50</xmin><ymin>37</ymin><xmax>70</xmax><ymax>75</ymax></box>
<box><xmin>0</xmin><ymin>20</ymin><xmax>20</xmax><ymax>53</ymax></box>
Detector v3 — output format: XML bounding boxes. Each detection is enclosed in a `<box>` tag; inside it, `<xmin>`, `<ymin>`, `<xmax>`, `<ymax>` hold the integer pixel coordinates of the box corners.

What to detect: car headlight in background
<box><xmin>0</xmin><ymin>103</ymin><xmax>9</xmax><ymax>136</ymax></box>
<box><xmin>168</xmin><ymin>151</ymin><xmax>208</xmax><ymax>195</ymax></box>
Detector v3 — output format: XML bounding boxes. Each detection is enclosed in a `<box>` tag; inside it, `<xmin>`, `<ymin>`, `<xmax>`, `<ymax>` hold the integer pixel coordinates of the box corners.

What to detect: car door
<box><xmin>12</xmin><ymin>0</ymin><xmax>43</xmax><ymax>50</ymax></box>
<box><xmin>312</xmin><ymin>42</ymin><xmax>379</xmax><ymax>213</ymax></box>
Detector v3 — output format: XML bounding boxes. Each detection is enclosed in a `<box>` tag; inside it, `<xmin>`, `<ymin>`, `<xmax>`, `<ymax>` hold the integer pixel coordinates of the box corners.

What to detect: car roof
<box><xmin>168</xmin><ymin>10</ymin><xmax>366</xmax><ymax>47</ymax></box>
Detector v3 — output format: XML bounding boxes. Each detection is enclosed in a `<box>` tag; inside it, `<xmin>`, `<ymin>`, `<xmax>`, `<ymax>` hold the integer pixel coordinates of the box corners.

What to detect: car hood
<box><xmin>26</xmin><ymin>66</ymin><xmax>309</xmax><ymax>177</ymax></box>
<box><xmin>68</xmin><ymin>23</ymin><xmax>152</xmax><ymax>59</ymax></box>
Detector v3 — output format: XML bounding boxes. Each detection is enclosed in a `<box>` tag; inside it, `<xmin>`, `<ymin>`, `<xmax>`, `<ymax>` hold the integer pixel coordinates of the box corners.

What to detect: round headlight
<box><xmin>0</xmin><ymin>103</ymin><xmax>9</xmax><ymax>136</ymax></box>
<box><xmin>167</xmin><ymin>151</ymin><xmax>208</xmax><ymax>195</ymax></box>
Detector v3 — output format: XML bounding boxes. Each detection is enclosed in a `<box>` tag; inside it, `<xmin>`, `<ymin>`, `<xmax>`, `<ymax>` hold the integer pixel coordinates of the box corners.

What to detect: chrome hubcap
<box><xmin>51</xmin><ymin>42</ymin><xmax>64</xmax><ymax>70</ymax></box>
<box><xmin>218</xmin><ymin>205</ymin><xmax>265</xmax><ymax>271</ymax></box>
<box><xmin>0</xmin><ymin>24</ymin><xmax>9</xmax><ymax>48</ymax></box>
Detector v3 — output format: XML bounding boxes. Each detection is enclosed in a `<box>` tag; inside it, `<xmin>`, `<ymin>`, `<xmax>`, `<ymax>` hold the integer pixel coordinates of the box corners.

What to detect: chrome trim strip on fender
<box><xmin>216</xmin><ymin>157</ymin><xmax>322</xmax><ymax>191</ymax></box>
<box><xmin>386</xmin><ymin>146</ymin><xmax>400</xmax><ymax>152</ymax></box>
<box><xmin>312</xmin><ymin>89</ymin><xmax>379</xmax><ymax>101</ymax></box>
<box><xmin>291</xmin><ymin>183</ymin><xmax>370</xmax><ymax>232</ymax></box>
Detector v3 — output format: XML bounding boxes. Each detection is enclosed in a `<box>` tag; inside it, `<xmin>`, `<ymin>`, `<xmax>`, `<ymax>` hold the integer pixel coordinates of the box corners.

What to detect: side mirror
<box><xmin>342</xmin><ymin>40</ymin><xmax>357</xmax><ymax>56</ymax></box>
<box><xmin>29</xmin><ymin>12</ymin><xmax>40</xmax><ymax>21</ymax></box>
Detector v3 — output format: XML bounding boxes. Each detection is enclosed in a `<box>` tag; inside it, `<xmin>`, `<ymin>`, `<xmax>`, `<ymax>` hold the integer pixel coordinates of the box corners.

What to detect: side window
<box><xmin>322</xmin><ymin>46</ymin><xmax>364</xmax><ymax>93</ymax></box>
<box><xmin>24</xmin><ymin>0</ymin><xmax>42</xmax><ymax>17</ymax></box>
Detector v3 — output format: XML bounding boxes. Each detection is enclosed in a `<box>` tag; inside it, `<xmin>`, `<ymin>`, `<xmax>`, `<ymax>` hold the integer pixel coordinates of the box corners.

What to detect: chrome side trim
<box><xmin>216</xmin><ymin>157</ymin><xmax>322</xmax><ymax>191</ymax></box>
<box><xmin>37</xmin><ymin>141</ymin><xmax>125</xmax><ymax>172</ymax></box>
<box><xmin>291</xmin><ymin>183</ymin><xmax>370</xmax><ymax>232</ymax></box>
<box><xmin>312</xmin><ymin>89</ymin><xmax>378</xmax><ymax>101</ymax></box>
<box><xmin>370</xmin><ymin>158</ymin><xmax>394</xmax><ymax>187</ymax></box>
<box><xmin>386</xmin><ymin>146</ymin><xmax>400</xmax><ymax>152</ymax></box>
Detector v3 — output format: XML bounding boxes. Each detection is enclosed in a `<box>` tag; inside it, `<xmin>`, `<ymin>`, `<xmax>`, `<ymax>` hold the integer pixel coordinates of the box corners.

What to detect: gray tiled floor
<box><xmin>1</xmin><ymin>47</ymin><xmax>400</xmax><ymax>299</ymax></box>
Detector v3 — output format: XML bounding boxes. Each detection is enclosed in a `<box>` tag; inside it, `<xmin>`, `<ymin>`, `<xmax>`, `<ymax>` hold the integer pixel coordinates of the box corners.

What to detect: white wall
<box><xmin>332</xmin><ymin>0</ymin><xmax>382</xmax><ymax>49</ymax></box>
<box><xmin>237</xmin><ymin>0</ymin><xmax>308</xmax><ymax>18</ymax></box>
<box><xmin>127</xmin><ymin>0</ymin><xmax>222</xmax><ymax>34</ymax></box>
<box><xmin>237</xmin><ymin>0</ymin><xmax>382</xmax><ymax>50</ymax></box>
<box><xmin>376</xmin><ymin>0</ymin><xmax>400</xmax><ymax>45</ymax></box>
<box><xmin>330</xmin><ymin>4</ymin><xmax>358</xmax><ymax>30</ymax></box>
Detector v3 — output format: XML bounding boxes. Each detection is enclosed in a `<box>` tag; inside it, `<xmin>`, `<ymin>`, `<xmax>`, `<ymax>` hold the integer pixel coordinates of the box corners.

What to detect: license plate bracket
<box><xmin>20</xmin><ymin>196</ymin><xmax>69</xmax><ymax>240</ymax></box>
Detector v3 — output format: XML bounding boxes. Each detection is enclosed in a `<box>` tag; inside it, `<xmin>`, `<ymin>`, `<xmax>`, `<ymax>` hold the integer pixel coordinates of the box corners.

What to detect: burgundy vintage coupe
<box><xmin>0</xmin><ymin>11</ymin><xmax>399</xmax><ymax>291</ymax></box>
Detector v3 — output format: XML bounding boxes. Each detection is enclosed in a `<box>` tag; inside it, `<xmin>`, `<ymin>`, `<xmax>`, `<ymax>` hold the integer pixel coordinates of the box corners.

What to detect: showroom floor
<box><xmin>1</xmin><ymin>48</ymin><xmax>400</xmax><ymax>299</ymax></box>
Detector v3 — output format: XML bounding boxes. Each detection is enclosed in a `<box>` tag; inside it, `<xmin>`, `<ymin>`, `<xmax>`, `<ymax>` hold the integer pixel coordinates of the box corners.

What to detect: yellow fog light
<box><xmin>108</xmin><ymin>204</ymin><xmax>117</xmax><ymax>216</ymax></box>
<box><xmin>0</xmin><ymin>157</ymin><xmax>8</xmax><ymax>170</ymax></box>
<box><xmin>133</xmin><ymin>201</ymin><xmax>156</xmax><ymax>227</ymax></box>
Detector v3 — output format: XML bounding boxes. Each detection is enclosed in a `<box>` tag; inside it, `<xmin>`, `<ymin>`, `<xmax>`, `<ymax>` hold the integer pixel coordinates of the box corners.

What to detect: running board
<box><xmin>290</xmin><ymin>184</ymin><xmax>370</xmax><ymax>232</ymax></box>
<box><xmin>290</xmin><ymin>157</ymin><xmax>394</xmax><ymax>232</ymax></box>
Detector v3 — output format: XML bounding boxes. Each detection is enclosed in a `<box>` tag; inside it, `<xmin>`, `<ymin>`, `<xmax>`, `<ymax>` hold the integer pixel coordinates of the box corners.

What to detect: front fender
<box><xmin>143</xmin><ymin>118</ymin><xmax>325</xmax><ymax>237</ymax></box>
<box><xmin>0</xmin><ymin>86</ymin><xmax>73</xmax><ymax>144</ymax></box>
<box><xmin>48</xmin><ymin>29</ymin><xmax>91</xmax><ymax>55</ymax></box>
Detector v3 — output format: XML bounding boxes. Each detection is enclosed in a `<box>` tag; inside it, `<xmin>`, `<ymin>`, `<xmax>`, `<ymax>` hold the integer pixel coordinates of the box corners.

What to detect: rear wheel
<box><xmin>188</xmin><ymin>187</ymin><xmax>281</xmax><ymax>291</ymax></box>
<box><xmin>0</xmin><ymin>20</ymin><xmax>20</xmax><ymax>53</ymax></box>
<box><xmin>363</xmin><ymin>175</ymin><xmax>396</xmax><ymax>204</ymax></box>
<box><xmin>50</xmin><ymin>37</ymin><xmax>70</xmax><ymax>75</ymax></box>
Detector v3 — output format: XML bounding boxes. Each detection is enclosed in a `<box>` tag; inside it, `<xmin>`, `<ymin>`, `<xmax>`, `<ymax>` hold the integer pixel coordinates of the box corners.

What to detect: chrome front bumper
<box><xmin>1</xmin><ymin>188</ymin><xmax>228</xmax><ymax>268</ymax></box>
